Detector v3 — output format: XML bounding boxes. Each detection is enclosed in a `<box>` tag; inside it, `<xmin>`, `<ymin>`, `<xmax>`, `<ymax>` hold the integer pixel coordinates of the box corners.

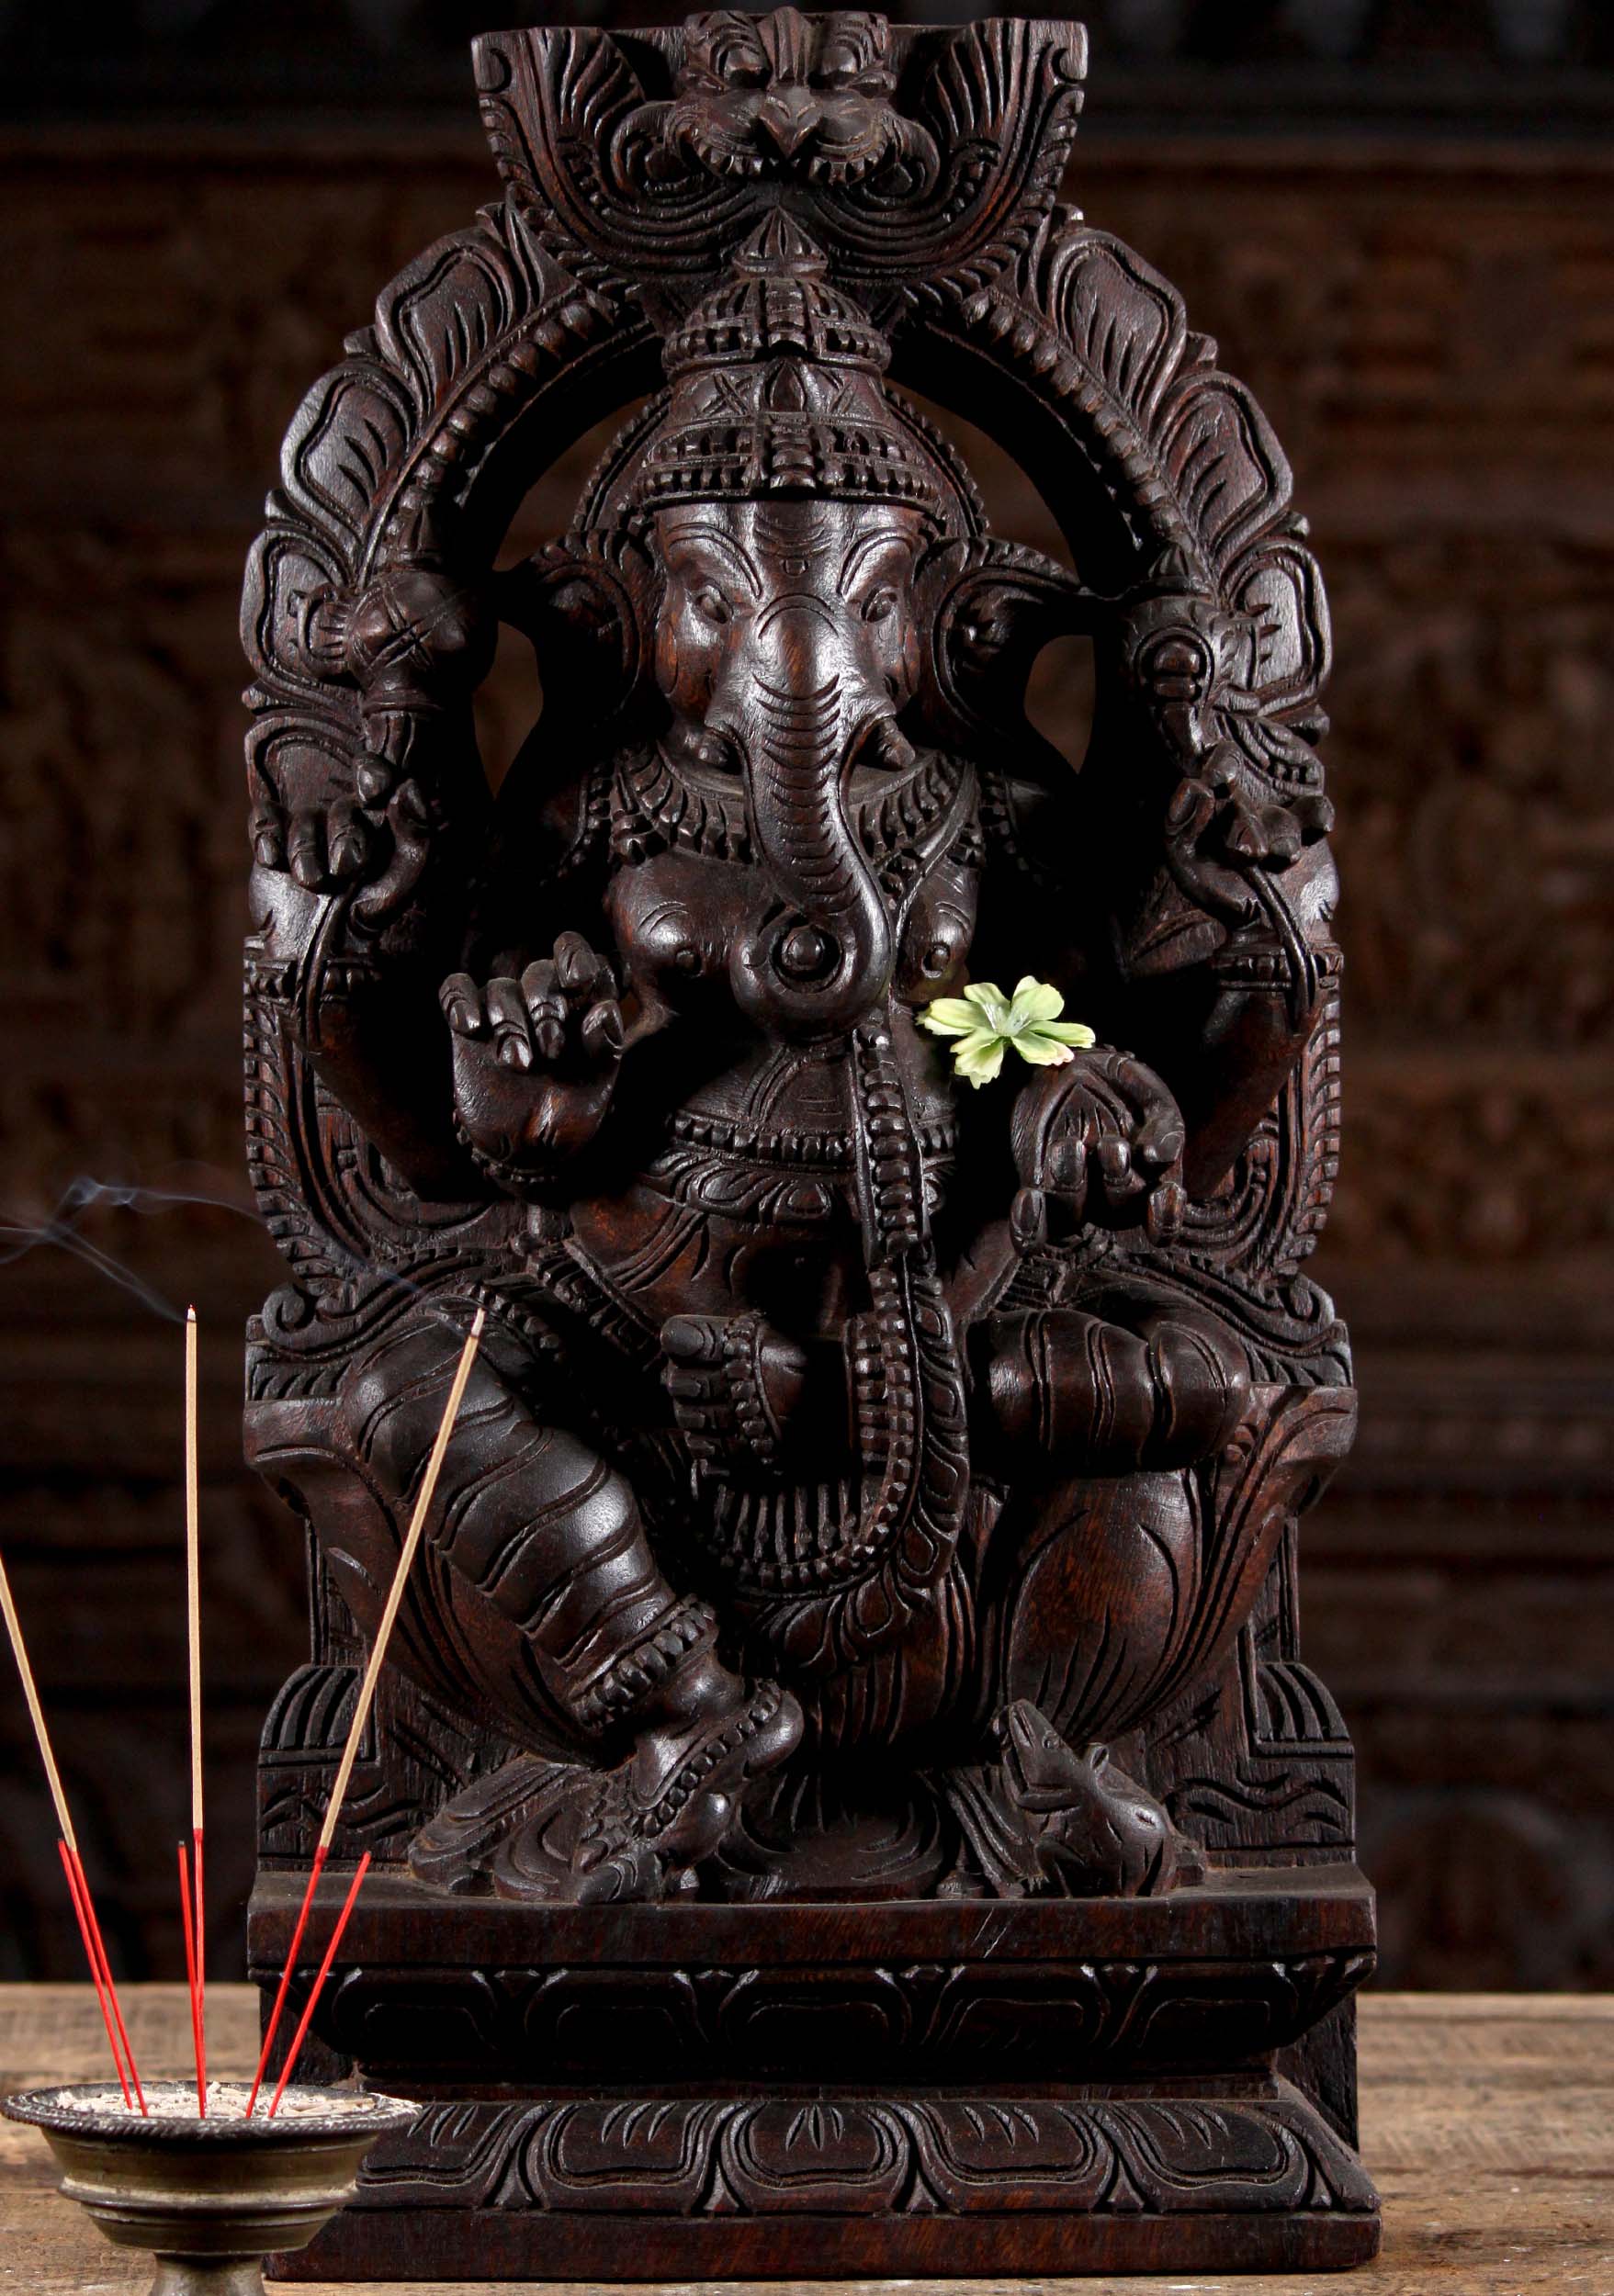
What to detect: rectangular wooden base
<box><xmin>251</xmin><ymin>1864</ymin><xmax>1380</xmax><ymax>2280</ymax></box>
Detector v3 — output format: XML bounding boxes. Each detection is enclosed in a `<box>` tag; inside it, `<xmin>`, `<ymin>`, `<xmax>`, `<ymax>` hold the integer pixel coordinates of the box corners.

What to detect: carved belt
<box><xmin>641</xmin><ymin>1113</ymin><xmax>957</xmax><ymax>1228</ymax></box>
<box><xmin>663</xmin><ymin>1109</ymin><xmax>957</xmax><ymax>1170</ymax></box>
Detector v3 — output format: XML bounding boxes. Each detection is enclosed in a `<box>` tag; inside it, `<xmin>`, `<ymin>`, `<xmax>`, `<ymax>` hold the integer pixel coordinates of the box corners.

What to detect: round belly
<box><xmin>569</xmin><ymin>1161</ymin><xmax>861</xmax><ymax>1336</ymax></box>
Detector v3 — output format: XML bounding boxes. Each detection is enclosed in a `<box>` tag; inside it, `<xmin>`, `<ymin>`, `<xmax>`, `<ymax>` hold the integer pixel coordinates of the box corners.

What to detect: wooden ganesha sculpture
<box><xmin>242</xmin><ymin>13</ymin><xmax>1353</xmax><ymax>1920</ymax></box>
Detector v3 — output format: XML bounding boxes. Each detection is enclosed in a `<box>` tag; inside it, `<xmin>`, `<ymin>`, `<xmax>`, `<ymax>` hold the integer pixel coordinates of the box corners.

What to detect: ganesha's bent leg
<box><xmin>971</xmin><ymin>1302</ymin><xmax>1247</xmax><ymax>1749</ymax></box>
<box><xmin>337</xmin><ymin>1315</ymin><xmax>800</xmax><ymax>1889</ymax></box>
<box><xmin>965</xmin><ymin>1303</ymin><xmax>1252</xmax><ymax>1896</ymax></box>
<box><xmin>342</xmin><ymin>1319</ymin><xmax>716</xmax><ymax>1742</ymax></box>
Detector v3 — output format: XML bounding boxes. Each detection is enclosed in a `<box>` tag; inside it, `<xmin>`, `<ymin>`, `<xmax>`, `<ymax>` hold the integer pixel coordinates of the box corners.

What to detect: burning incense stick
<box><xmin>0</xmin><ymin>1546</ymin><xmax>146</xmax><ymax>2110</ymax></box>
<box><xmin>247</xmin><ymin>1309</ymin><xmax>486</xmax><ymax>2115</ymax></box>
<box><xmin>182</xmin><ymin>1307</ymin><xmax>206</xmax><ymax>2112</ymax></box>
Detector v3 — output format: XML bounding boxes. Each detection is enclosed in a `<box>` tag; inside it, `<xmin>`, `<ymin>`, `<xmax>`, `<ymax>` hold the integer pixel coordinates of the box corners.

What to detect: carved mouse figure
<box><xmin>939</xmin><ymin>1702</ymin><xmax>1191</xmax><ymax>1900</ymax></box>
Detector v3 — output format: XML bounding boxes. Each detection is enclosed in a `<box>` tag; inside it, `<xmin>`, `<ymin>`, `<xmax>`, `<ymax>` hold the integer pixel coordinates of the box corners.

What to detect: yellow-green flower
<box><xmin>919</xmin><ymin>976</ymin><xmax>1095</xmax><ymax>1088</ymax></box>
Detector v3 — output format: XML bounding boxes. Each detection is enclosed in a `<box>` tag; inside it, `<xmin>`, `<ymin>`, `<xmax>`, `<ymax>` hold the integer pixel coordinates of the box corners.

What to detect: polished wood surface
<box><xmin>1</xmin><ymin>1986</ymin><xmax>1607</xmax><ymax>2294</ymax></box>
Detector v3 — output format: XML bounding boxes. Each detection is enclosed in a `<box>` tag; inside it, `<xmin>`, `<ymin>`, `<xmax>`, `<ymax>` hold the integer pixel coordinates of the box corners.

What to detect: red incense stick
<box><xmin>0</xmin><ymin>1546</ymin><xmax>146</xmax><ymax>2110</ymax></box>
<box><xmin>178</xmin><ymin>1841</ymin><xmax>205</xmax><ymax>2114</ymax></box>
<box><xmin>62</xmin><ymin>1840</ymin><xmax>144</xmax><ymax>2110</ymax></box>
<box><xmin>266</xmin><ymin>1851</ymin><xmax>372</xmax><ymax>2116</ymax></box>
<box><xmin>246</xmin><ymin>1310</ymin><xmax>485</xmax><ymax>2115</ymax></box>
<box><xmin>243</xmin><ymin>1842</ymin><xmax>327</xmax><ymax>2118</ymax></box>
<box><xmin>181</xmin><ymin>1307</ymin><xmax>207</xmax><ymax>2112</ymax></box>
<box><xmin>59</xmin><ymin>1840</ymin><xmax>132</xmax><ymax>2108</ymax></box>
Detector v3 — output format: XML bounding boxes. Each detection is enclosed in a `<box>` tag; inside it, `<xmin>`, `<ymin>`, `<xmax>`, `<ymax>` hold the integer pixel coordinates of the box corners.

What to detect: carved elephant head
<box><xmin>506</xmin><ymin>508</ymin><xmax>1088</xmax><ymax>1038</ymax></box>
<box><xmin>493</xmin><ymin>213</ymin><xmax>1093</xmax><ymax>1040</ymax></box>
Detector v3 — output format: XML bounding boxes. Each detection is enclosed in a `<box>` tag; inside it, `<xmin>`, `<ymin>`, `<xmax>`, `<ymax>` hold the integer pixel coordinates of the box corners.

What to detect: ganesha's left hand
<box><xmin>1009</xmin><ymin>1048</ymin><xmax>1188</xmax><ymax>1248</ymax></box>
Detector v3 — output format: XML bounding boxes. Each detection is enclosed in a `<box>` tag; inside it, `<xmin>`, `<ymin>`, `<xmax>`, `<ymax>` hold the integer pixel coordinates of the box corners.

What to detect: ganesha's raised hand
<box><xmin>1010</xmin><ymin>1047</ymin><xmax>1189</xmax><ymax>1248</ymax></box>
<box><xmin>442</xmin><ymin>932</ymin><xmax>624</xmax><ymax>1181</ymax></box>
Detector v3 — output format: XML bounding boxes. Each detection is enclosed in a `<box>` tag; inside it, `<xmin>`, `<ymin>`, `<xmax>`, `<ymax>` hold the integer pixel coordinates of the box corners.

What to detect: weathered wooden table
<box><xmin>0</xmin><ymin>1987</ymin><xmax>1608</xmax><ymax>2292</ymax></box>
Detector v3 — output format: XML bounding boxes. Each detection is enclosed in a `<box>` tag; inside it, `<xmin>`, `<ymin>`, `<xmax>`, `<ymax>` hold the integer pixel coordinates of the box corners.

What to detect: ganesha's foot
<box><xmin>490</xmin><ymin>1678</ymin><xmax>804</xmax><ymax>1904</ymax></box>
<box><xmin>945</xmin><ymin>1700</ymin><xmax>1201</xmax><ymax>1899</ymax></box>
<box><xmin>408</xmin><ymin>1750</ymin><xmax>561</xmax><ymax>1893</ymax></box>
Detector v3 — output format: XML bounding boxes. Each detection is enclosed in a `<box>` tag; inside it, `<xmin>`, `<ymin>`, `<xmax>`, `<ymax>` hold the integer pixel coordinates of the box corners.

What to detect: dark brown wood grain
<box><xmin>235</xmin><ymin>11</ymin><xmax>1373</xmax><ymax>2274</ymax></box>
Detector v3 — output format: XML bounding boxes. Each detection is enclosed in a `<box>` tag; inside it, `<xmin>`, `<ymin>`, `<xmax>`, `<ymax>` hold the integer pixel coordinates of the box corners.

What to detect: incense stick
<box><xmin>178</xmin><ymin>1841</ymin><xmax>205</xmax><ymax>2114</ymax></box>
<box><xmin>183</xmin><ymin>1307</ymin><xmax>206</xmax><ymax>2111</ymax></box>
<box><xmin>186</xmin><ymin>1307</ymin><xmax>202</xmax><ymax>1838</ymax></box>
<box><xmin>246</xmin><ymin>1309</ymin><xmax>486</xmax><ymax>2115</ymax></box>
<box><xmin>65</xmin><ymin>1841</ymin><xmax>145</xmax><ymax>2111</ymax></box>
<box><xmin>266</xmin><ymin>1852</ymin><xmax>372</xmax><ymax>2116</ymax></box>
<box><xmin>244</xmin><ymin>1841</ymin><xmax>327</xmax><ymax>2119</ymax></box>
<box><xmin>59</xmin><ymin>1840</ymin><xmax>132</xmax><ymax>2108</ymax></box>
<box><xmin>191</xmin><ymin>1829</ymin><xmax>206</xmax><ymax>2099</ymax></box>
<box><xmin>0</xmin><ymin>1548</ymin><xmax>76</xmax><ymax>1848</ymax></box>
<box><xmin>314</xmin><ymin>1310</ymin><xmax>487</xmax><ymax>1859</ymax></box>
<box><xmin>0</xmin><ymin>1546</ymin><xmax>146</xmax><ymax>2110</ymax></box>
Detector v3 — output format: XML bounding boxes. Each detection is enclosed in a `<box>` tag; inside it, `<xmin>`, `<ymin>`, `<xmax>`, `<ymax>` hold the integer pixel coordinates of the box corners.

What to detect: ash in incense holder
<box><xmin>3</xmin><ymin>2080</ymin><xmax>414</xmax><ymax>2296</ymax></box>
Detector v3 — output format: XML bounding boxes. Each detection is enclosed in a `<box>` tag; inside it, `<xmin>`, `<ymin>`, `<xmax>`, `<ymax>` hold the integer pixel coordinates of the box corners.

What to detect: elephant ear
<box><xmin>494</xmin><ymin>532</ymin><xmax>658</xmax><ymax>736</ymax></box>
<box><xmin>920</xmin><ymin>537</ymin><xmax>1093</xmax><ymax>754</ymax></box>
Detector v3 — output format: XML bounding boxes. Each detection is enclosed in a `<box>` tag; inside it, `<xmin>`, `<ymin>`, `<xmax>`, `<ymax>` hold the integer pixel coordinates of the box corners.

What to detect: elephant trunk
<box><xmin>729</xmin><ymin>644</ymin><xmax>895</xmax><ymax>1039</ymax></box>
<box><xmin>701</xmin><ymin>620</ymin><xmax>971</xmax><ymax>1667</ymax></box>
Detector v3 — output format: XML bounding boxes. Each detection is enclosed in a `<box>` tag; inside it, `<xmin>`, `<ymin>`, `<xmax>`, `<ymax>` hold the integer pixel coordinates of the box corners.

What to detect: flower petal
<box><xmin>1012</xmin><ymin>1031</ymin><xmax>1078</xmax><ymax>1068</ymax></box>
<box><xmin>1037</xmin><ymin>1019</ymin><xmax>1097</xmax><ymax>1047</ymax></box>
<box><xmin>954</xmin><ymin>1035</ymin><xmax>1006</xmax><ymax>1086</ymax></box>
<box><xmin>1008</xmin><ymin>975</ymin><xmax>1065</xmax><ymax>1027</ymax></box>
<box><xmin>919</xmin><ymin>996</ymin><xmax>980</xmax><ymax>1039</ymax></box>
<box><xmin>962</xmin><ymin>980</ymin><xmax>1011</xmax><ymax>1031</ymax></box>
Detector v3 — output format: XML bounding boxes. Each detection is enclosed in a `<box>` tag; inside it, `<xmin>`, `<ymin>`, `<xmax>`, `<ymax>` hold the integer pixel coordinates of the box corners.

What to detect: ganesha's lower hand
<box><xmin>442</xmin><ymin>932</ymin><xmax>623</xmax><ymax>1181</ymax></box>
<box><xmin>660</xmin><ymin>1313</ymin><xmax>814</xmax><ymax>1478</ymax></box>
<box><xmin>1010</xmin><ymin>1047</ymin><xmax>1188</xmax><ymax>1247</ymax></box>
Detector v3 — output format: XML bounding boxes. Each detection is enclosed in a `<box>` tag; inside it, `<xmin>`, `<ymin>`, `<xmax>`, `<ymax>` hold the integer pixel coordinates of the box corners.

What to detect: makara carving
<box><xmin>243</xmin><ymin>12</ymin><xmax>1375</xmax><ymax>2275</ymax></box>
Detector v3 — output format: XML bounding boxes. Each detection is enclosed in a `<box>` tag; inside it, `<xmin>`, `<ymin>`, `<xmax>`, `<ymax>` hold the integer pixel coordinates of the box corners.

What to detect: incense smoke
<box><xmin>0</xmin><ymin>1175</ymin><xmax>469</xmax><ymax>1338</ymax></box>
<box><xmin>0</xmin><ymin>1177</ymin><xmax>260</xmax><ymax>1322</ymax></box>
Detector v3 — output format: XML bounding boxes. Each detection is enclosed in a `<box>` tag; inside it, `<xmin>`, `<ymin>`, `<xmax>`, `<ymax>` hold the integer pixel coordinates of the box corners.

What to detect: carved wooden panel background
<box><xmin>1</xmin><ymin>38</ymin><xmax>1609</xmax><ymax>1986</ymax></box>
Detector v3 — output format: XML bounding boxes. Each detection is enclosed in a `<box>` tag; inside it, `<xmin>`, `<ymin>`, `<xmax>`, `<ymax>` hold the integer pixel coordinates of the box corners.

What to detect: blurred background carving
<box><xmin>1</xmin><ymin>0</ymin><xmax>1609</xmax><ymax>1991</ymax></box>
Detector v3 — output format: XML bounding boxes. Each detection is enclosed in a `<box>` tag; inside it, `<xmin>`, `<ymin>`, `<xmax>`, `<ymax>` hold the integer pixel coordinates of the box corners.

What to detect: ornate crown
<box><xmin>631</xmin><ymin>214</ymin><xmax>945</xmax><ymax>519</ymax></box>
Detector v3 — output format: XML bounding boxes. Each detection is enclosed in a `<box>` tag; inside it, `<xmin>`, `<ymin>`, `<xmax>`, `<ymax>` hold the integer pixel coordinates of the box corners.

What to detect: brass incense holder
<box><xmin>3</xmin><ymin>2079</ymin><xmax>414</xmax><ymax>2296</ymax></box>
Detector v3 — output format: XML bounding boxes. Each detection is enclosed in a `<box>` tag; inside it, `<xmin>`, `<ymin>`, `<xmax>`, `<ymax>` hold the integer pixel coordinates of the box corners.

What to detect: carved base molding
<box><xmin>249</xmin><ymin>1867</ymin><xmax>1379</xmax><ymax>2279</ymax></box>
<box><xmin>277</xmin><ymin>2084</ymin><xmax>1378</xmax><ymax>2279</ymax></box>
